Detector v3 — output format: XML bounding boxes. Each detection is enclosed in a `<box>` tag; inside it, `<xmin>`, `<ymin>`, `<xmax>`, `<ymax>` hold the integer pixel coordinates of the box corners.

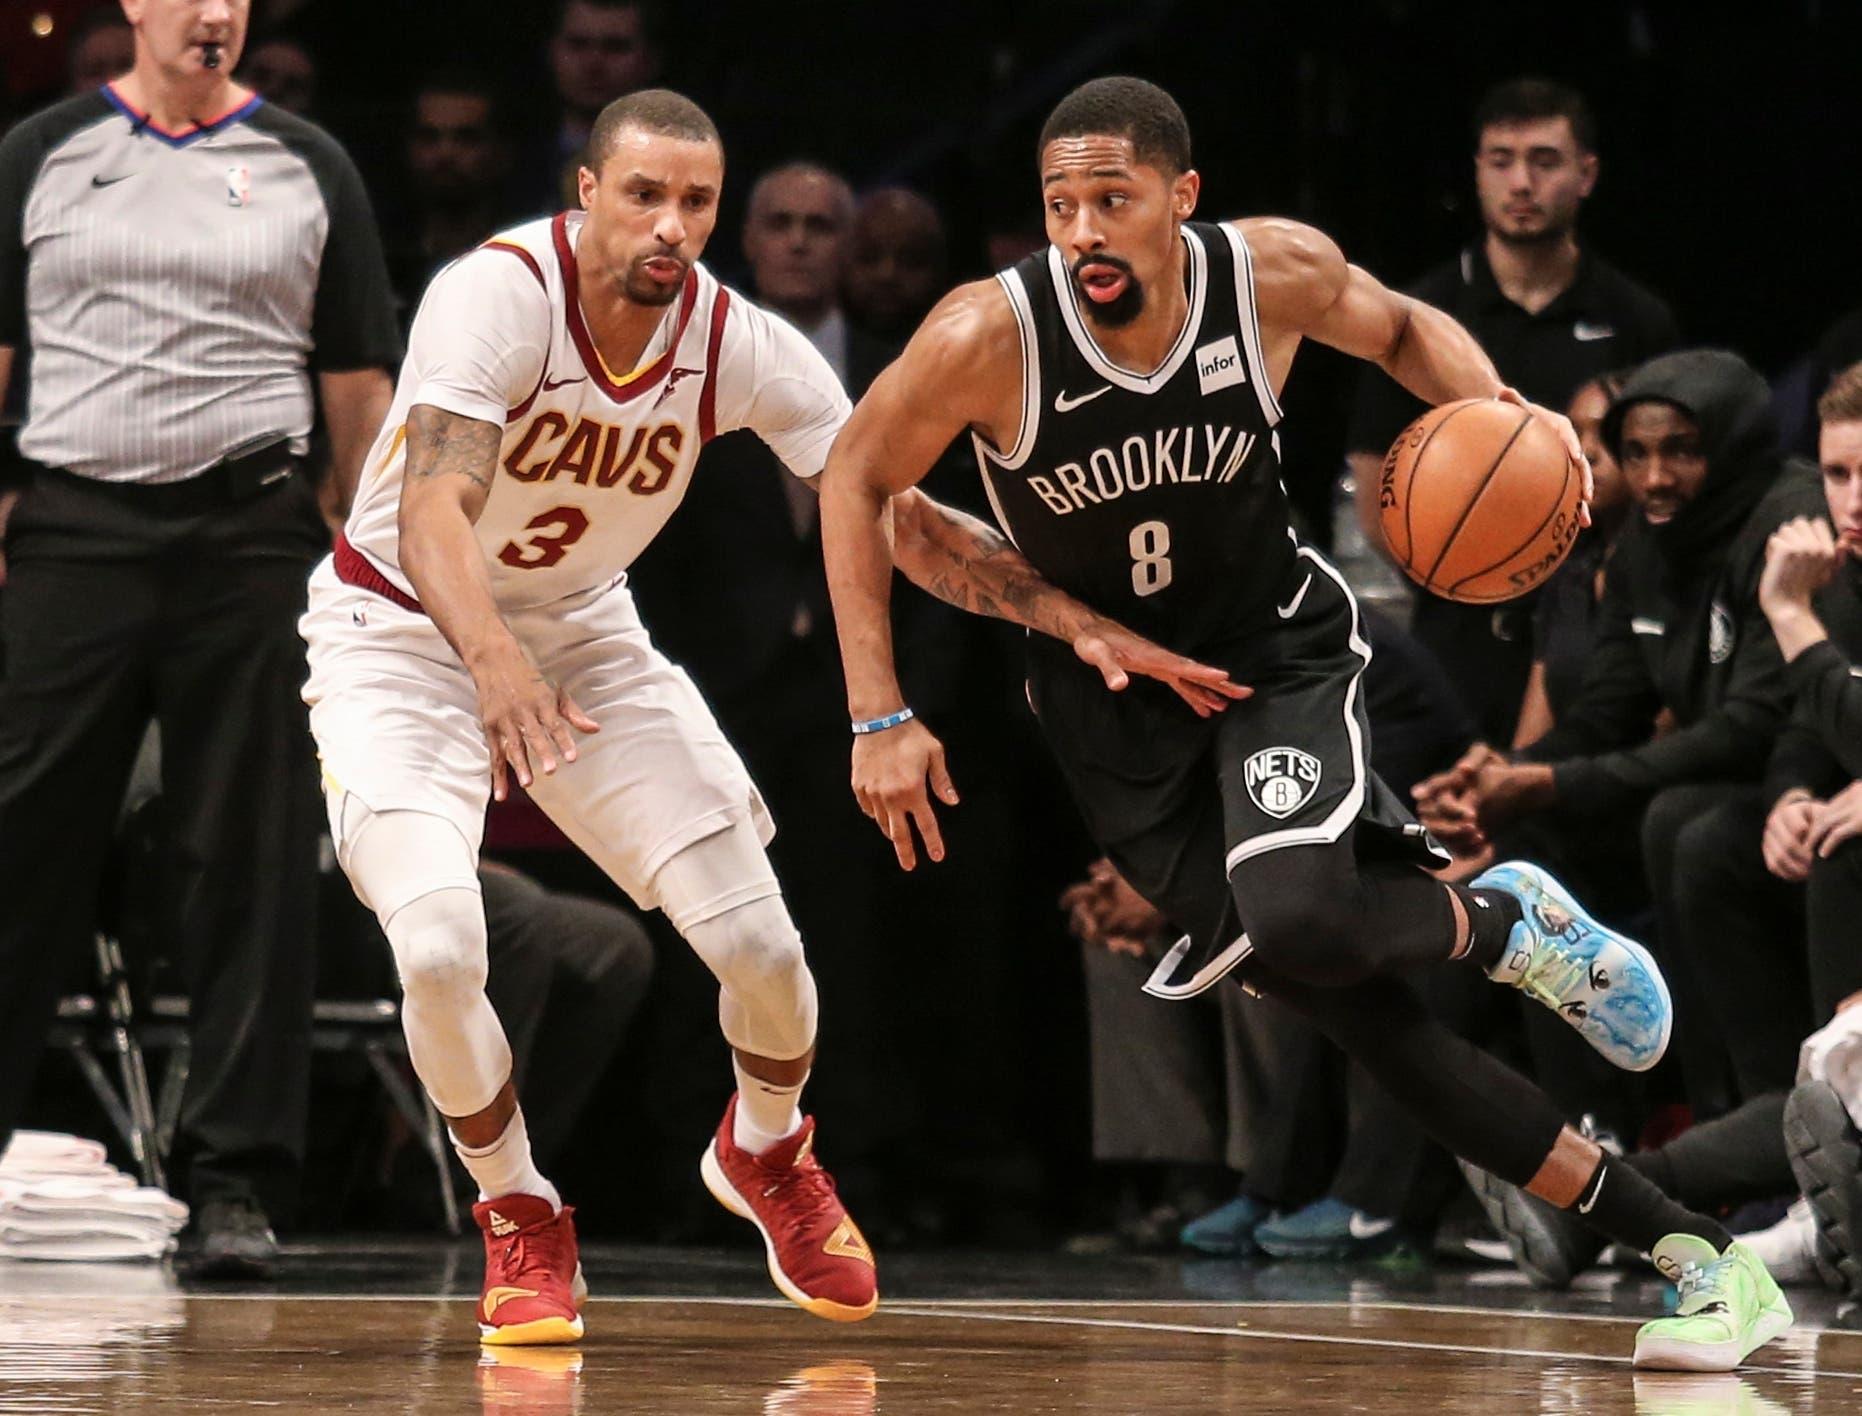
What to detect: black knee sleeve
<box><xmin>1230</xmin><ymin>840</ymin><xmax>1456</xmax><ymax>988</ymax></box>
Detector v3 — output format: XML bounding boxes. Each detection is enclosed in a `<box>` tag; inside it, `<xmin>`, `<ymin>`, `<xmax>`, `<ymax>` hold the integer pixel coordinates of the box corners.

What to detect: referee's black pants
<box><xmin>0</xmin><ymin>469</ymin><xmax>321</xmax><ymax>1219</ymax></box>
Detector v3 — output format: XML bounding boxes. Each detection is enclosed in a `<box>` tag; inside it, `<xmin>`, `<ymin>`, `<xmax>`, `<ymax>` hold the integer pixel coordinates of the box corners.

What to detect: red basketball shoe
<box><xmin>473</xmin><ymin>1194</ymin><xmax>588</xmax><ymax>1345</ymax></box>
<box><xmin>700</xmin><ymin>1095</ymin><xmax>878</xmax><ymax>1321</ymax></box>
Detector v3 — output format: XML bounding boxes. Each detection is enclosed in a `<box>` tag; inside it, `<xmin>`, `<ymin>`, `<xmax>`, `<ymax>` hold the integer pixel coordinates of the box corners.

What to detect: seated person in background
<box><xmin>1513</xmin><ymin>370</ymin><xmax>1634</xmax><ymax>749</ymax></box>
<box><xmin>1453</xmin><ymin>364</ymin><xmax>1862</xmax><ymax>1290</ymax></box>
<box><xmin>1416</xmin><ymin>350</ymin><xmax>1824</xmax><ymax>1111</ymax></box>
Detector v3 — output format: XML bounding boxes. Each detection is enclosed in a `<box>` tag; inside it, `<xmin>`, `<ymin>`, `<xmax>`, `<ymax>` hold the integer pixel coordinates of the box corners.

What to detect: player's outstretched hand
<box><xmin>1496</xmin><ymin>386</ymin><xmax>1594</xmax><ymax>528</ymax></box>
<box><xmin>1072</xmin><ymin>622</ymin><xmax>1250</xmax><ymax>718</ymax></box>
<box><xmin>851</xmin><ymin>716</ymin><xmax>959</xmax><ymax>871</ymax></box>
<box><xmin>473</xmin><ymin>643</ymin><xmax>600</xmax><ymax>802</ymax></box>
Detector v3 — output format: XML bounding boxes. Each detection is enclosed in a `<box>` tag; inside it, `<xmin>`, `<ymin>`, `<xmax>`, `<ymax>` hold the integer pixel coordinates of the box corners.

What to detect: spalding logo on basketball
<box><xmin>1244</xmin><ymin>747</ymin><xmax>1322</xmax><ymax>820</ymax></box>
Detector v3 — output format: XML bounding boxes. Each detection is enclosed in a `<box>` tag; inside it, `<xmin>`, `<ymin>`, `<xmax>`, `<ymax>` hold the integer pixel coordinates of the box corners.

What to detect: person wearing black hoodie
<box><xmin>1417</xmin><ymin>350</ymin><xmax>1825</xmax><ymax>1110</ymax></box>
<box><xmin>1420</xmin><ymin>360</ymin><xmax>1862</xmax><ymax>1293</ymax></box>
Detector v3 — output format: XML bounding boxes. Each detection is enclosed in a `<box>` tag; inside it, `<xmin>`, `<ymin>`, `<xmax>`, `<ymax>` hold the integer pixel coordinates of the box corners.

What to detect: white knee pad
<box><xmin>685</xmin><ymin>895</ymin><xmax>818</xmax><ymax>1062</ymax></box>
<box><xmin>655</xmin><ymin>822</ymin><xmax>816</xmax><ymax>1061</ymax></box>
<box><xmin>340</xmin><ymin>804</ymin><xmax>511</xmax><ymax>1118</ymax></box>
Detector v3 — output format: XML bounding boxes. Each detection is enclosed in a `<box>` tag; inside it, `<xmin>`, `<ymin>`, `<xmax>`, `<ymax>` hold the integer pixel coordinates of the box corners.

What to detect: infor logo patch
<box><xmin>1196</xmin><ymin>336</ymin><xmax>1247</xmax><ymax>395</ymax></box>
<box><xmin>1244</xmin><ymin>747</ymin><xmax>1322</xmax><ymax>819</ymax></box>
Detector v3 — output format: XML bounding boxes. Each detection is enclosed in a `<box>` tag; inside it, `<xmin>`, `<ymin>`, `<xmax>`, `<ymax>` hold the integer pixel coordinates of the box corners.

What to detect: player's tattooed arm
<box><xmin>398</xmin><ymin>404</ymin><xmax>599</xmax><ymax>803</ymax></box>
<box><xmin>893</xmin><ymin>492</ymin><xmax>1248</xmax><ymax>719</ymax></box>
<box><xmin>890</xmin><ymin>491</ymin><xmax>1099</xmax><ymax>636</ymax></box>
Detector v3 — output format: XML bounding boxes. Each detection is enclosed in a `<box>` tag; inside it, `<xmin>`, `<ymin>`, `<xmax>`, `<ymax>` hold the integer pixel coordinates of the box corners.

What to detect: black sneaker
<box><xmin>189</xmin><ymin>1196</ymin><xmax>278</xmax><ymax>1279</ymax></box>
<box><xmin>1458</xmin><ymin>1159</ymin><xmax>1606</xmax><ymax>1289</ymax></box>
<box><xmin>1785</xmin><ymin>1079</ymin><xmax>1862</xmax><ymax>1297</ymax></box>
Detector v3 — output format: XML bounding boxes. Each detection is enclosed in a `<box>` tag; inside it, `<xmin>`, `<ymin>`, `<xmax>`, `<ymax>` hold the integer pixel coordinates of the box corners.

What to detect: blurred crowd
<box><xmin>2</xmin><ymin>1</ymin><xmax>1861</xmax><ymax>1290</ymax></box>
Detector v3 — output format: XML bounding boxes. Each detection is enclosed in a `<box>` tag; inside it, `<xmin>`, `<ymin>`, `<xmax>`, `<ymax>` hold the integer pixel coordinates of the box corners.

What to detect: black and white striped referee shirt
<box><xmin>0</xmin><ymin>85</ymin><xmax>400</xmax><ymax>485</ymax></box>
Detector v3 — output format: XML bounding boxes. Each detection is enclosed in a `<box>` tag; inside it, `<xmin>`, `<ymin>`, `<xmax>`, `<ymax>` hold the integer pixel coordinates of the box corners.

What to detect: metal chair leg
<box><xmin>92</xmin><ymin>933</ymin><xmax>164</xmax><ymax>1190</ymax></box>
<box><xmin>364</xmin><ymin>1041</ymin><xmax>461</xmax><ymax>1236</ymax></box>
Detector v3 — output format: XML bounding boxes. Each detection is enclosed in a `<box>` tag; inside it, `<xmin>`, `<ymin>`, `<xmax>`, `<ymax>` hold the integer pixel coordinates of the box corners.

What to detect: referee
<box><xmin>0</xmin><ymin>0</ymin><xmax>398</xmax><ymax>1274</ymax></box>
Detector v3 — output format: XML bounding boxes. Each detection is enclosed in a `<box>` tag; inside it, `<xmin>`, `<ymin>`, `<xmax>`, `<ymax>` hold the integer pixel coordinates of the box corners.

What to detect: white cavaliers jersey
<box><xmin>342</xmin><ymin>212</ymin><xmax>850</xmax><ymax>610</ymax></box>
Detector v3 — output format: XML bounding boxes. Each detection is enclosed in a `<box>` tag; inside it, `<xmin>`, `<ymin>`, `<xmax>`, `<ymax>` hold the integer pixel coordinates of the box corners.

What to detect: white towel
<box><xmin>0</xmin><ymin>1132</ymin><xmax>187</xmax><ymax>1263</ymax></box>
<box><xmin>1798</xmin><ymin>1007</ymin><xmax>1862</xmax><ymax>1131</ymax></box>
<box><xmin>0</xmin><ymin>1131</ymin><xmax>110</xmax><ymax>1176</ymax></box>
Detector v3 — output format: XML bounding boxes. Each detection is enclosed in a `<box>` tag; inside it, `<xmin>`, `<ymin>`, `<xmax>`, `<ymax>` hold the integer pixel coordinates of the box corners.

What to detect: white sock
<box><xmin>732</xmin><ymin>1057</ymin><xmax>805</xmax><ymax>1155</ymax></box>
<box><xmin>452</xmin><ymin>1107</ymin><xmax>561</xmax><ymax>1211</ymax></box>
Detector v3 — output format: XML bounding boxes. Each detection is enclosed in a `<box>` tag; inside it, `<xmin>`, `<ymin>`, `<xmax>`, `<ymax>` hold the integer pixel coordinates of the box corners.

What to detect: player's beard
<box><xmin>624</xmin><ymin>254</ymin><xmax>689</xmax><ymax>306</ymax></box>
<box><xmin>1071</xmin><ymin>254</ymin><xmax>1145</xmax><ymax>329</ymax></box>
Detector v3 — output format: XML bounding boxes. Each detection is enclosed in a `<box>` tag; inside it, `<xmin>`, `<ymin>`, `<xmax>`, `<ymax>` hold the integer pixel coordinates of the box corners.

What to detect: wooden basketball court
<box><xmin>2</xmin><ymin>1242</ymin><xmax>1856</xmax><ymax>1412</ymax></box>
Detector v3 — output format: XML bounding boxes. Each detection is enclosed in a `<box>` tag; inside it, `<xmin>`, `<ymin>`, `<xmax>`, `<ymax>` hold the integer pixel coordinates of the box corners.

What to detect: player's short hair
<box><xmin>1038</xmin><ymin>76</ymin><xmax>1192</xmax><ymax>176</ymax></box>
<box><xmin>1819</xmin><ymin>362</ymin><xmax>1862</xmax><ymax>426</ymax></box>
<box><xmin>1474</xmin><ymin>76</ymin><xmax>1597</xmax><ymax>154</ymax></box>
<box><xmin>587</xmin><ymin>88</ymin><xmax>720</xmax><ymax>170</ymax></box>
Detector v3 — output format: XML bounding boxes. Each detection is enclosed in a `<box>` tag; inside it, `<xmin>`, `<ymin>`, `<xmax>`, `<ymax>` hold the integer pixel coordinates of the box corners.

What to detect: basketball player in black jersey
<box><xmin>819</xmin><ymin>78</ymin><xmax>1790</xmax><ymax>1368</ymax></box>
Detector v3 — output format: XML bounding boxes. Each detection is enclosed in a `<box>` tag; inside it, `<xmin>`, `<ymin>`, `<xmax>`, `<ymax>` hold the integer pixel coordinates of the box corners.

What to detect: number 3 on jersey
<box><xmin>498</xmin><ymin>505</ymin><xmax>590</xmax><ymax>569</ymax></box>
<box><xmin>1129</xmin><ymin>519</ymin><xmax>1173</xmax><ymax>597</ymax></box>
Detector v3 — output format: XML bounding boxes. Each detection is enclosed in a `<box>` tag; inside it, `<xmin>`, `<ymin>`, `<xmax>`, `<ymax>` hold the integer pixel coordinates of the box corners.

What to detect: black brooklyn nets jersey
<box><xmin>974</xmin><ymin>220</ymin><xmax>1297</xmax><ymax>652</ymax></box>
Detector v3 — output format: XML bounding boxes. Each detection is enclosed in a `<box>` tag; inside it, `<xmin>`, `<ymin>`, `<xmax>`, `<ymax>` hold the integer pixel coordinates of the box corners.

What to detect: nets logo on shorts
<box><xmin>1244</xmin><ymin>747</ymin><xmax>1322</xmax><ymax>820</ymax></box>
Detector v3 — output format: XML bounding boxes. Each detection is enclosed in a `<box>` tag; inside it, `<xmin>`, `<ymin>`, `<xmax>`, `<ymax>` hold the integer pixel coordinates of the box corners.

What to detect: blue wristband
<box><xmin>851</xmin><ymin>706</ymin><xmax>916</xmax><ymax>735</ymax></box>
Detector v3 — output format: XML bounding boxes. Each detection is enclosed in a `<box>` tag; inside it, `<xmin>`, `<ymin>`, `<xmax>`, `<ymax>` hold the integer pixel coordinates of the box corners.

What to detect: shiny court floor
<box><xmin>5</xmin><ymin>1242</ymin><xmax>1862</xmax><ymax>1413</ymax></box>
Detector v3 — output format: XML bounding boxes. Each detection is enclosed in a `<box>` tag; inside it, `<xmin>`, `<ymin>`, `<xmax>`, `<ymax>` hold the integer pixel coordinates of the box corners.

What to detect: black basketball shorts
<box><xmin>1026</xmin><ymin>549</ymin><xmax>1446</xmax><ymax>1000</ymax></box>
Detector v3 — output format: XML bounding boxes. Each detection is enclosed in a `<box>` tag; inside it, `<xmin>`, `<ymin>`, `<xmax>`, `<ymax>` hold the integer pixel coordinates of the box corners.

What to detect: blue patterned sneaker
<box><xmin>1472</xmin><ymin>860</ymin><xmax>1672</xmax><ymax>1072</ymax></box>
<box><xmin>1180</xmin><ymin>1193</ymin><xmax>1275</xmax><ymax>1257</ymax></box>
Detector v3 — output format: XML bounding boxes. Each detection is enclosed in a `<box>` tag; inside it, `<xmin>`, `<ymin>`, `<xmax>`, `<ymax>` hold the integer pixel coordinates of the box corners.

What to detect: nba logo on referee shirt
<box><xmin>1244</xmin><ymin>747</ymin><xmax>1321</xmax><ymax>819</ymax></box>
<box><xmin>1196</xmin><ymin>336</ymin><xmax>1247</xmax><ymax>395</ymax></box>
<box><xmin>226</xmin><ymin>166</ymin><xmax>250</xmax><ymax>207</ymax></box>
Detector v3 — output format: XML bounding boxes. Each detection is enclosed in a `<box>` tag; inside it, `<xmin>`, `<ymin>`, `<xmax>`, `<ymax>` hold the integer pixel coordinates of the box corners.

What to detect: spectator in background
<box><xmin>1513</xmin><ymin>370</ymin><xmax>1634</xmax><ymax>748</ymax></box>
<box><xmin>1347</xmin><ymin>77</ymin><xmax>1679</xmax><ymax>745</ymax></box>
<box><xmin>1464</xmin><ymin>363</ymin><xmax>1862</xmax><ymax>1293</ymax></box>
<box><xmin>65</xmin><ymin>5</ymin><xmax>132</xmax><ymax>95</ymax></box>
<box><xmin>516</xmin><ymin>0</ymin><xmax>662</xmax><ymax>213</ymax></box>
<box><xmin>844</xmin><ymin>187</ymin><xmax>948</xmax><ymax>342</ymax></box>
<box><xmin>385</xmin><ymin>70</ymin><xmax>515</xmax><ymax>323</ymax></box>
<box><xmin>236</xmin><ymin>32</ymin><xmax>317</xmax><ymax>118</ymax></box>
<box><xmin>1417</xmin><ymin>350</ymin><xmax>1823</xmax><ymax>1110</ymax></box>
<box><xmin>0</xmin><ymin>0</ymin><xmax>398</xmax><ymax>1275</ymax></box>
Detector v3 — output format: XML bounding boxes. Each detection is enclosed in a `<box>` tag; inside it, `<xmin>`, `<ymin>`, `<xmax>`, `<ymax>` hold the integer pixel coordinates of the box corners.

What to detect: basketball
<box><xmin>1377</xmin><ymin>398</ymin><xmax>1583</xmax><ymax>604</ymax></box>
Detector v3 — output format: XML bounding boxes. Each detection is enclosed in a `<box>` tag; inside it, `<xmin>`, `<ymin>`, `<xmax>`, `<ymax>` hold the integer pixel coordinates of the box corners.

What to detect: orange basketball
<box><xmin>1377</xmin><ymin>398</ymin><xmax>1583</xmax><ymax>604</ymax></box>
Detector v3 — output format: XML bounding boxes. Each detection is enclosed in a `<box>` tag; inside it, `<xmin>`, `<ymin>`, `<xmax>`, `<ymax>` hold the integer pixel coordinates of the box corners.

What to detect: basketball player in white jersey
<box><xmin>303</xmin><ymin>88</ymin><xmax>1235</xmax><ymax>1346</ymax></box>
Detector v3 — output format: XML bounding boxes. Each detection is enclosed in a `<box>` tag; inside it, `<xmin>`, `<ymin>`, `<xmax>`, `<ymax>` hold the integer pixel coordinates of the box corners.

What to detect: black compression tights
<box><xmin>1247</xmin><ymin>963</ymin><xmax>1567</xmax><ymax>1187</ymax></box>
<box><xmin>1219</xmin><ymin>826</ymin><xmax>1556</xmax><ymax>1184</ymax></box>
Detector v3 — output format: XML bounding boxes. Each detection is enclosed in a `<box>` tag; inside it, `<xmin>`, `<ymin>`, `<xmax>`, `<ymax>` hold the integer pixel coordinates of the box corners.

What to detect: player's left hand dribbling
<box><xmin>851</xmin><ymin>717</ymin><xmax>959</xmax><ymax>870</ymax></box>
<box><xmin>1497</xmin><ymin>386</ymin><xmax>1594</xmax><ymax>529</ymax></box>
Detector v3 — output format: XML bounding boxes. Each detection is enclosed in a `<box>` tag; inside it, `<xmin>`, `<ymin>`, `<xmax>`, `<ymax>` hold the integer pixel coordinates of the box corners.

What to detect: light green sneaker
<box><xmin>1633</xmin><ymin>1235</ymin><xmax>1793</xmax><ymax>1371</ymax></box>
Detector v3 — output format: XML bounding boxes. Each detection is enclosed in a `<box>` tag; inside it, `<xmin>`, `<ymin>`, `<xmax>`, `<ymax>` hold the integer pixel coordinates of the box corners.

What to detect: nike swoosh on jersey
<box><xmin>541</xmin><ymin>375</ymin><xmax>586</xmax><ymax>392</ymax></box>
<box><xmin>1572</xmin><ymin>321</ymin><xmax>1616</xmax><ymax>342</ymax></box>
<box><xmin>1275</xmin><ymin>572</ymin><xmax>1313</xmax><ymax>619</ymax></box>
<box><xmin>90</xmin><ymin>174</ymin><xmax>131</xmax><ymax>188</ymax></box>
<box><xmin>1054</xmin><ymin>385</ymin><xmax>1112</xmax><ymax>413</ymax></box>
